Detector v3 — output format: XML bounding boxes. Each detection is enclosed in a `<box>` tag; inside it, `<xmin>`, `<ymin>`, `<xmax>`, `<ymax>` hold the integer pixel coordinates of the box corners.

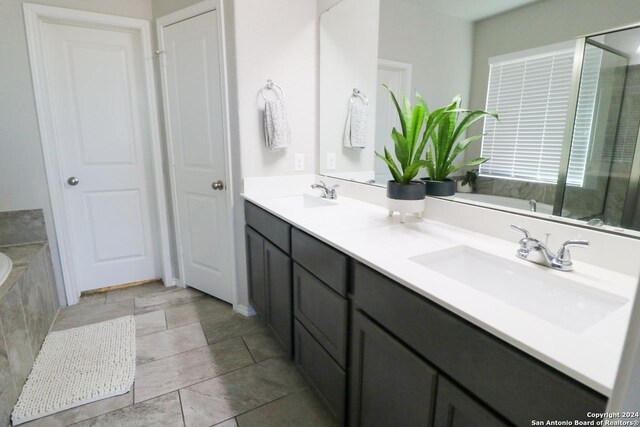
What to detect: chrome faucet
<box><xmin>311</xmin><ymin>181</ymin><xmax>339</xmax><ymax>199</ymax></box>
<box><xmin>529</xmin><ymin>199</ymin><xmax>537</xmax><ymax>212</ymax></box>
<box><xmin>510</xmin><ymin>225</ymin><xmax>589</xmax><ymax>272</ymax></box>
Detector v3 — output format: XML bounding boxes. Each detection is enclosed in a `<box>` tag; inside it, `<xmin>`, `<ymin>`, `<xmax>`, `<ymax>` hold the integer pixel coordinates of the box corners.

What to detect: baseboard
<box><xmin>233</xmin><ymin>304</ymin><xmax>256</xmax><ymax>317</ymax></box>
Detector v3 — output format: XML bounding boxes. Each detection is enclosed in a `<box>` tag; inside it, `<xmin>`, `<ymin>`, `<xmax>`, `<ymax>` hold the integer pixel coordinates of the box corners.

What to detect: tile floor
<box><xmin>24</xmin><ymin>281</ymin><xmax>336</xmax><ymax>427</ymax></box>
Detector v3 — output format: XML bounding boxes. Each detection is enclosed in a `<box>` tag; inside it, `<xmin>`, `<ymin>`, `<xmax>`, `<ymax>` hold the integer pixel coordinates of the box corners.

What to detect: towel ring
<box><xmin>261</xmin><ymin>79</ymin><xmax>285</xmax><ymax>101</ymax></box>
<box><xmin>350</xmin><ymin>88</ymin><xmax>368</xmax><ymax>106</ymax></box>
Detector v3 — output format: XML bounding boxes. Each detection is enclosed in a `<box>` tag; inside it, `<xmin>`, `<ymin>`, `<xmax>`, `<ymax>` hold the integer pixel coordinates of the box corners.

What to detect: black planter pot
<box><xmin>387</xmin><ymin>180</ymin><xmax>426</xmax><ymax>200</ymax></box>
<box><xmin>421</xmin><ymin>178</ymin><xmax>456</xmax><ymax>196</ymax></box>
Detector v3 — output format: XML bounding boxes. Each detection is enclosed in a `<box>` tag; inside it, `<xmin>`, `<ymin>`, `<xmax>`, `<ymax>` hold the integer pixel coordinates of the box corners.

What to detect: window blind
<box><xmin>480</xmin><ymin>48</ymin><xmax>576</xmax><ymax>184</ymax></box>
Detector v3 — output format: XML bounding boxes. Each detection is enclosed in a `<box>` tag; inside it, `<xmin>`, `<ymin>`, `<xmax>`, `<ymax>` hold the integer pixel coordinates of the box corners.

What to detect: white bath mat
<box><xmin>11</xmin><ymin>316</ymin><xmax>136</xmax><ymax>425</ymax></box>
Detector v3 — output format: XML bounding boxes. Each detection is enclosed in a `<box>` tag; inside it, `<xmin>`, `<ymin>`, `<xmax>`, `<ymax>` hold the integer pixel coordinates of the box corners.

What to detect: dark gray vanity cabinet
<box><xmin>244</xmin><ymin>202</ymin><xmax>293</xmax><ymax>357</ymax></box>
<box><xmin>349</xmin><ymin>309</ymin><xmax>438</xmax><ymax>427</ymax></box>
<box><xmin>352</xmin><ymin>261</ymin><xmax>606</xmax><ymax>426</ymax></box>
<box><xmin>244</xmin><ymin>201</ymin><xmax>608</xmax><ymax>427</ymax></box>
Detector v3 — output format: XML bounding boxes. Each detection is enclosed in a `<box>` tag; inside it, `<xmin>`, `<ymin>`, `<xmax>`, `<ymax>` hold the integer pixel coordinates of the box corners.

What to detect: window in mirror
<box><xmin>479</xmin><ymin>43</ymin><xmax>575</xmax><ymax>184</ymax></box>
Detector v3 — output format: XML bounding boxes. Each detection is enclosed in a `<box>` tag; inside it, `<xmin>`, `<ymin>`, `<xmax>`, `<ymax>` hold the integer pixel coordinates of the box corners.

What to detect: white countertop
<box><xmin>242</xmin><ymin>189</ymin><xmax>638</xmax><ymax>396</ymax></box>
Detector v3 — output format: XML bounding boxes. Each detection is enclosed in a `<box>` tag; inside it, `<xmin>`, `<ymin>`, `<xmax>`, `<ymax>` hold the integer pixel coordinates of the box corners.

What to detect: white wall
<box><xmin>467</xmin><ymin>0</ymin><xmax>640</xmax><ymax>161</ymax></box>
<box><xmin>317</xmin><ymin>0</ymin><xmax>343</xmax><ymax>14</ymax></box>
<box><xmin>233</xmin><ymin>0</ymin><xmax>317</xmax><ymax>179</ymax></box>
<box><xmin>378</xmin><ymin>0</ymin><xmax>473</xmax><ymax>110</ymax></box>
<box><xmin>0</xmin><ymin>0</ymin><xmax>155</xmax><ymax>305</ymax></box>
<box><xmin>319</xmin><ymin>0</ymin><xmax>379</xmax><ymax>176</ymax></box>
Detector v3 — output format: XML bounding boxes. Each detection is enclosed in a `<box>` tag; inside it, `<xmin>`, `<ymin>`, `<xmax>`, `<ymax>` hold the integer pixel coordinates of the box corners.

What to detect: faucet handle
<box><xmin>510</xmin><ymin>224</ymin><xmax>531</xmax><ymax>239</ymax></box>
<box><xmin>556</xmin><ymin>240</ymin><xmax>589</xmax><ymax>264</ymax></box>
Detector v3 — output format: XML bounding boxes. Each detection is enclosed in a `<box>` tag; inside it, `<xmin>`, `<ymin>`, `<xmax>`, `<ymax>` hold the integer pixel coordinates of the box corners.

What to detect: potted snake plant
<box><xmin>422</xmin><ymin>95</ymin><xmax>498</xmax><ymax>196</ymax></box>
<box><xmin>376</xmin><ymin>86</ymin><xmax>449</xmax><ymax>222</ymax></box>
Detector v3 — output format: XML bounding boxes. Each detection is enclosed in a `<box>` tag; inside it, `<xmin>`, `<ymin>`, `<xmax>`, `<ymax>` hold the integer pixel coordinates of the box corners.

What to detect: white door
<box><xmin>375</xmin><ymin>60</ymin><xmax>413</xmax><ymax>183</ymax></box>
<box><xmin>41</xmin><ymin>23</ymin><xmax>161</xmax><ymax>292</ymax></box>
<box><xmin>160</xmin><ymin>10</ymin><xmax>233</xmax><ymax>303</ymax></box>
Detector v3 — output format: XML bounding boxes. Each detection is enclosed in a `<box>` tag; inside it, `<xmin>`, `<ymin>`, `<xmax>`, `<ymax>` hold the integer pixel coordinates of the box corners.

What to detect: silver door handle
<box><xmin>212</xmin><ymin>180</ymin><xmax>224</xmax><ymax>190</ymax></box>
<box><xmin>67</xmin><ymin>177</ymin><xmax>79</xmax><ymax>186</ymax></box>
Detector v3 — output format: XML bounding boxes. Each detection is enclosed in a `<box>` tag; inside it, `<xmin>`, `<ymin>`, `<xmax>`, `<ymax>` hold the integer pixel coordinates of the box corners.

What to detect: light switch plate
<box><xmin>327</xmin><ymin>153</ymin><xmax>336</xmax><ymax>170</ymax></box>
<box><xmin>294</xmin><ymin>153</ymin><xmax>305</xmax><ymax>171</ymax></box>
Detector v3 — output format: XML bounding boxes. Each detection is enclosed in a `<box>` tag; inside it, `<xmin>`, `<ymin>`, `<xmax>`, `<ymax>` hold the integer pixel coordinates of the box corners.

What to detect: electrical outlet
<box><xmin>327</xmin><ymin>153</ymin><xmax>336</xmax><ymax>170</ymax></box>
<box><xmin>294</xmin><ymin>153</ymin><xmax>305</xmax><ymax>172</ymax></box>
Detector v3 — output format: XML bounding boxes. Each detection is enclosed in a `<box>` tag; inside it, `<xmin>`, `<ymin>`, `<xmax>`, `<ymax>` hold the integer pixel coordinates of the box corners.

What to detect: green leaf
<box><xmin>384</xmin><ymin>84</ymin><xmax>406</xmax><ymax>136</ymax></box>
<box><xmin>448</xmin><ymin>135</ymin><xmax>482</xmax><ymax>164</ymax></box>
<box><xmin>376</xmin><ymin>149</ymin><xmax>403</xmax><ymax>183</ymax></box>
<box><xmin>391</xmin><ymin>128</ymin><xmax>410</xmax><ymax>169</ymax></box>
<box><xmin>451</xmin><ymin>109</ymin><xmax>498</xmax><ymax>143</ymax></box>
<box><xmin>402</xmin><ymin>159</ymin><xmax>431</xmax><ymax>183</ymax></box>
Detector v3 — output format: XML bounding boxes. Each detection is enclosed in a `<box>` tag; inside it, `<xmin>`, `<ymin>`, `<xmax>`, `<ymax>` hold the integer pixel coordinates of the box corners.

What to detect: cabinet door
<box><xmin>350</xmin><ymin>310</ymin><xmax>438</xmax><ymax>427</ymax></box>
<box><xmin>264</xmin><ymin>240</ymin><xmax>293</xmax><ymax>356</ymax></box>
<box><xmin>245</xmin><ymin>226</ymin><xmax>266</xmax><ymax>317</ymax></box>
<box><xmin>435</xmin><ymin>378</ymin><xmax>511</xmax><ymax>427</ymax></box>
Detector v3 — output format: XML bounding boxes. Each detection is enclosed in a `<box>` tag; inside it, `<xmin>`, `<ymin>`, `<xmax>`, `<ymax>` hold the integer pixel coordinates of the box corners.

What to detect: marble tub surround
<box><xmin>0</xmin><ymin>243</ymin><xmax>58</xmax><ymax>427</ymax></box>
<box><xmin>0</xmin><ymin>210</ymin><xmax>47</xmax><ymax>246</ymax></box>
<box><xmin>242</xmin><ymin>182</ymin><xmax>639</xmax><ymax>396</ymax></box>
<box><xmin>22</xmin><ymin>281</ymin><xmax>335</xmax><ymax>427</ymax></box>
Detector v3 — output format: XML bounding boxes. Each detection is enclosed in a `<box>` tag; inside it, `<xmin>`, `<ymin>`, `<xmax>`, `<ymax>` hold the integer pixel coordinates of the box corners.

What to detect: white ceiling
<box><xmin>405</xmin><ymin>0</ymin><xmax>542</xmax><ymax>21</ymax></box>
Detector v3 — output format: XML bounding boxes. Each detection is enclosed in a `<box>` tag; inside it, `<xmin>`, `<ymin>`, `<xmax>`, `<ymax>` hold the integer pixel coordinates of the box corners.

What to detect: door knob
<box><xmin>212</xmin><ymin>180</ymin><xmax>224</xmax><ymax>190</ymax></box>
<box><xmin>67</xmin><ymin>177</ymin><xmax>79</xmax><ymax>186</ymax></box>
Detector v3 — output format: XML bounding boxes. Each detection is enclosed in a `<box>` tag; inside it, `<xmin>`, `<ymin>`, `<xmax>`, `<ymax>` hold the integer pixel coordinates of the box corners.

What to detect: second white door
<box><xmin>160</xmin><ymin>9</ymin><xmax>233</xmax><ymax>303</ymax></box>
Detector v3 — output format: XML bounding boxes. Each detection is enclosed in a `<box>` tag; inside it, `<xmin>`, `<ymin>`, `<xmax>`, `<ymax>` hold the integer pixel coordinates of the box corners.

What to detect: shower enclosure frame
<box><xmin>554</xmin><ymin>22</ymin><xmax>640</xmax><ymax>230</ymax></box>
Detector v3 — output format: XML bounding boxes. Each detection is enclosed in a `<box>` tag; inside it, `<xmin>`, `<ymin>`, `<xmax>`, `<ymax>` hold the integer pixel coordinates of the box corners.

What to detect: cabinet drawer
<box><xmin>352</xmin><ymin>262</ymin><xmax>606</xmax><ymax>426</ymax></box>
<box><xmin>291</xmin><ymin>228</ymin><xmax>348</xmax><ymax>296</ymax></box>
<box><xmin>245</xmin><ymin>202</ymin><xmax>291</xmax><ymax>254</ymax></box>
<box><xmin>294</xmin><ymin>320</ymin><xmax>346</xmax><ymax>424</ymax></box>
<box><xmin>293</xmin><ymin>263</ymin><xmax>348</xmax><ymax>367</ymax></box>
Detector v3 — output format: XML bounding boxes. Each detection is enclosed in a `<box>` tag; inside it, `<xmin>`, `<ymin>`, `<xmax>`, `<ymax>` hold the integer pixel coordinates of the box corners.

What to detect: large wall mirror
<box><xmin>319</xmin><ymin>0</ymin><xmax>640</xmax><ymax>236</ymax></box>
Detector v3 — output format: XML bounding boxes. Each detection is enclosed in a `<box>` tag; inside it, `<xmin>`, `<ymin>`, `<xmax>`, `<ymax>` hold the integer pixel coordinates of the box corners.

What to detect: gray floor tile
<box><xmin>134</xmin><ymin>337</ymin><xmax>253</xmax><ymax>403</ymax></box>
<box><xmin>51</xmin><ymin>300</ymin><xmax>133</xmax><ymax>332</ymax></box>
<box><xmin>77</xmin><ymin>293</ymin><xmax>106</xmax><ymax>306</ymax></box>
<box><xmin>137</xmin><ymin>322</ymin><xmax>207</xmax><ymax>365</ymax></box>
<box><xmin>242</xmin><ymin>328</ymin><xmax>284</xmax><ymax>363</ymax></box>
<box><xmin>22</xmin><ymin>391</ymin><xmax>133</xmax><ymax>426</ymax></box>
<box><xmin>180</xmin><ymin>357</ymin><xmax>307</xmax><ymax>426</ymax></box>
<box><xmin>164</xmin><ymin>297</ymin><xmax>231</xmax><ymax>329</ymax></box>
<box><xmin>201</xmin><ymin>312</ymin><xmax>264</xmax><ymax>344</ymax></box>
<box><xmin>134</xmin><ymin>288</ymin><xmax>206</xmax><ymax>315</ymax></box>
<box><xmin>236</xmin><ymin>388</ymin><xmax>336</xmax><ymax>427</ymax></box>
<box><xmin>213</xmin><ymin>419</ymin><xmax>238</xmax><ymax>427</ymax></box>
<box><xmin>106</xmin><ymin>281</ymin><xmax>179</xmax><ymax>304</ymax></box>
<box><xmin>73</xmin><ymin>392</ymin><xmax>183</xmax><ymax>427</ymax></box>
<box><xmin>135</xmin><ymin>310</ymin><xmax>167</xmax><ymax>337</ymax></box>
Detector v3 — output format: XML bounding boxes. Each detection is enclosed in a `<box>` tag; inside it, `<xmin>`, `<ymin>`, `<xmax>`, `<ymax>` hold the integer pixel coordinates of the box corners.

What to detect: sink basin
<box><xmin>272</xmin><ymin>194</ymin><xmax>337</xmax><ymax>209</ymax></box>
<box><xmin>410</xmin><ymin>246</ymin><xmax>627</xmax><ymax>333</ymax></box>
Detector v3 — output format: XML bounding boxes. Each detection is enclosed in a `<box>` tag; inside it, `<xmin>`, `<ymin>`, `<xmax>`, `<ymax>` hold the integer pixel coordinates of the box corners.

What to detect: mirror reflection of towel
<box><xmin>264</xmin><ymin>99</ymin><xmax>291</xmax><ymax>150</ymax></box>
<box><xmin>344</xmin><ymin>101</ymin><xmax>367</xmax><ymax>149</ymax></box>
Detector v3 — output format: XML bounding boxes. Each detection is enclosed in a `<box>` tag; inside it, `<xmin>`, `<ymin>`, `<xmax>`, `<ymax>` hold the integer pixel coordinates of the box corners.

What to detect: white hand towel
<box><xmin>343</xmin><ymin>100</ymin><xmax>368</xmax><ymax>149</ymax></box>
<box><xmin>263</xmin><ymin>98</ymin><xmax>291</xmax><ymax>150</ymax></box>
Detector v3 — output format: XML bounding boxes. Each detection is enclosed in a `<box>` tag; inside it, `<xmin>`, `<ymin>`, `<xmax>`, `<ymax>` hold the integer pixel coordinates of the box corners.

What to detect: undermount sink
<box><xmin>272</xmin><ymin>194</ymin><xmax>337</xmax><ymax>209</ymax></box>
<box><xmin>410</xmin><ymin>246</ymin><xmax>627</xmax><ymax>333</ymax></box>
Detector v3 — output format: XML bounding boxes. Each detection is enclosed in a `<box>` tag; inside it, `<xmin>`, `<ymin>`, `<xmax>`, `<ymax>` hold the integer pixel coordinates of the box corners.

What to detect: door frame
<box><xmin>156</xmin><ymin>0</ymin><xmax>238</xmax><ymax>306</ymax></box>
<box><xmin>23</xmin><ymin>3</ymin><xmax>174</xmax><ymax>305</ymax></box>
<box><xmin>377</xmin><ymin>58</ymin><xmax>412</xmax><ymax>98</ymax></box>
